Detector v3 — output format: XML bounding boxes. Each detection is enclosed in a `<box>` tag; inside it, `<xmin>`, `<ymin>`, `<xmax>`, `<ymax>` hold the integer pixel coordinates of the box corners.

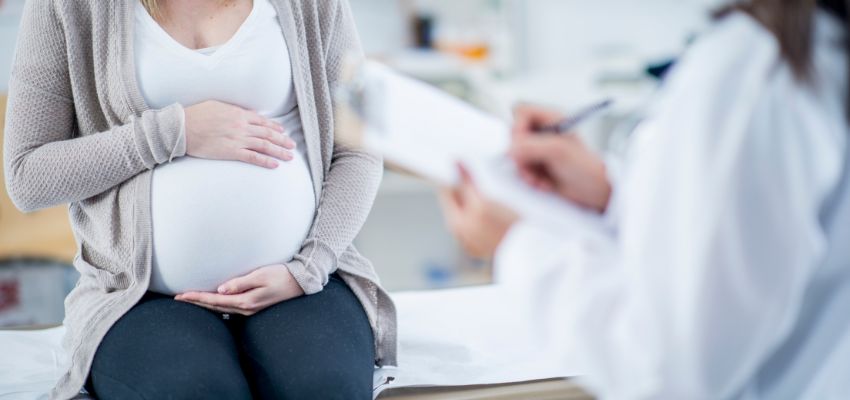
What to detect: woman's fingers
<box><xmin>236</xmin><ymin>149</ymin><xmax>280</xmax><ymax>169</ymax></box>
<box><xmin>247</xmin><ymin>125</ymin><xmax>296</xmax><ymax>150</ymax></box>
<box><xmin>241</xmin><ymin>137</ymin><xmax>294</xmax><ymax>163</ymax></box>
<box><xmin>245</xmin><ymin>111</ymin><xmax>285</xmax><ymax>133</ymax></box>
<box><xmin>176</xmin><ymin>291</ymin><xmax>259</xmax><ymax>312</ymax></box>
<box><xmin>218</xmin><ymin>269</ymin><xmax>264</xmax><ymax>295</ymax></box>
<box><xmin>182</xmin><ymin>300</ymin><xmax>244</xmax><ymax>315</ymax></box>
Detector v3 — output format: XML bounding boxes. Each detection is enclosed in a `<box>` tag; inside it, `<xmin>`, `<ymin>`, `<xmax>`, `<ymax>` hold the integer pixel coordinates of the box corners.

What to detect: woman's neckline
<box><xmin>135</xmin><ymin>0</ymin><xmax>260</xmax><ymax>61</ymax></box>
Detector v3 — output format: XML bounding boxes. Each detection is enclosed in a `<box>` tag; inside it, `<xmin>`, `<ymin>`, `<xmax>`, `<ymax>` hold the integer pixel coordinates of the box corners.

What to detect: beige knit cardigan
<box><xmin>2</xmin><ymin>0</ymin><xmax>397</xmax><ymax>398</ymax></box>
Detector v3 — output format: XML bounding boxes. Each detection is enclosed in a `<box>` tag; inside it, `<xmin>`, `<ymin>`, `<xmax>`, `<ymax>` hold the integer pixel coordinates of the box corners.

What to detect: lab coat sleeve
<box><xmin>496</xmin><ymin>14</ymin><xmax>844</xmax><ymax>399</ymax></box>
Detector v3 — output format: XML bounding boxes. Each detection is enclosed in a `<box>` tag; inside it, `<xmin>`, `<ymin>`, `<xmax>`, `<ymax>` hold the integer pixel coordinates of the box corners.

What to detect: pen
<box><xmin>537</xmin><ymin>99</ymin><xmax>614</xmax><ymax>134</ymax></box>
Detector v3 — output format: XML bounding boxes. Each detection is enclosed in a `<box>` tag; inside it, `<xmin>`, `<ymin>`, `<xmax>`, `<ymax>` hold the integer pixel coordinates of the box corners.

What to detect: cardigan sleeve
<box><xmin>3</xmin><ymin>0</ymin><xmax>186</xmax><ymax>213</ymax></box>
<box><xmin>284</xmin><ymin>0</ymin><xmax>384</xmax><ymax>294</ymax></box>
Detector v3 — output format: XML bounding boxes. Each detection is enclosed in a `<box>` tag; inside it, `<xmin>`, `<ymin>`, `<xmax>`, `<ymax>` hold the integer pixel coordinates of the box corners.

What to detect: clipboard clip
<box><xmin>335</xmin><ymin>61</ymin><xmax>369</xmax><ymax>122</ymax></box>
<box><xmin>334</xmin><ymin>57</ymin><xmax>389</xmax><ymax>145</ymax></box>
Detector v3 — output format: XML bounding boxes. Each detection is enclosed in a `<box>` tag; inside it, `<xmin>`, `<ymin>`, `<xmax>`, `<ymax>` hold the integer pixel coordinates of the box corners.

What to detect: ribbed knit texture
<box><xmin>2</xmin><ymin>1</ymin><xmax>397</xmax><ymax>398</ymax></box>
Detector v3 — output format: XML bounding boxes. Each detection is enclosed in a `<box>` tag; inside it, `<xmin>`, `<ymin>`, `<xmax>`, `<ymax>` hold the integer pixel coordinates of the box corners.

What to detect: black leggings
<box><xmin>86</xmin><ymin>274</ymin><xmax>375</xmax><ymax>400</ymax></box>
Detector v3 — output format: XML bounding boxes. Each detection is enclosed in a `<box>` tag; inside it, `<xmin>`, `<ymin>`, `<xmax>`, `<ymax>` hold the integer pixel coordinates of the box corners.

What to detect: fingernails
<box><xmin>274</xmin><ymin>123</ymin><xmax>285</xmax><ymax>132</ymax></box>
<box><xmin>218</xmin><ymin>286</ymin><xmax>228</xmax><ymax>294</ymax></box>
<box><xmin>286</xmin><ymin>138</ymin><xmax>297</xmax><ymax>149</ymax></box>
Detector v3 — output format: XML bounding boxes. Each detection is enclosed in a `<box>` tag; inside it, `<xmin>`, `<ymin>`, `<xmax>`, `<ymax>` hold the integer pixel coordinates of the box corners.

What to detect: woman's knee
<box><xmin>89</xmin><ymin>294</ymin><xmax>252</xmax><ymax>399</ymax></box>
<box><xmin>257</xmin><ymin>368</ymin><xmax>373</xmax><ymax>400</ymax></box>
<box><xmin>89</xmin><ymin>362</ymin><xmax>252</xmax><ymax>400</ymax></box>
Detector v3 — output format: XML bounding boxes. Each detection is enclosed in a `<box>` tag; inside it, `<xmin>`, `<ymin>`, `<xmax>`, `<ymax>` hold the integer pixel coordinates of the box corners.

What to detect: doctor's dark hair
<box><xmin>717</xmin><ymin>0</ymin><xmax>849</xmax><ymax>115</ymax></box>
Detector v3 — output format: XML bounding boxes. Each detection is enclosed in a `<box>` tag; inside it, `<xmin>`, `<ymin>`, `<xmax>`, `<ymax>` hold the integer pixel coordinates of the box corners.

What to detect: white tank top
<box><xmin>134</xmin><ymin>0</ymin><xmax>316</xmax><ymax>295</ymax></box>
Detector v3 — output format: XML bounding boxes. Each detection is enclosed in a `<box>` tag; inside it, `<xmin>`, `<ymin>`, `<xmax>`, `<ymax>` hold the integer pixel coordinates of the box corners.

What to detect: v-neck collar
<box><xmin>134</xmin><ymin>0</ymin><xmax>260</xmax><ymax>68</ymax></box>
<box><xmin>117</xmin><ymin>0</ymin><xmax>326</xmax><ymax>197</ymax></box>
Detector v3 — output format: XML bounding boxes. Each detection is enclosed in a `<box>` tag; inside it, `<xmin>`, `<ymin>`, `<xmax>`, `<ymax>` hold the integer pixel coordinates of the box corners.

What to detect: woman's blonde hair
<box><xmin>141</xmin><ymin>0</ymin><xmax>160</xmax><ymax>19</ymax></box>
<box><xmin>141</xmin><ymin>0</ymin><xmax>233</xmax><ymax>20</ymax></box>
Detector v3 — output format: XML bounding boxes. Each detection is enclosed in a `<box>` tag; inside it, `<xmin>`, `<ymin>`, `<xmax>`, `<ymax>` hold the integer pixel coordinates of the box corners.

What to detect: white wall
<box><xmin>0</xmin><ymin>0</ymin><xmax>25</xmax><ymax>92</ymax></box>
<box><xmin>0</xmin><ymin>20</ymin><xmax>20</xmax><ymax>93</ymax></box>
<box><xmin>349</xmin><ymin>0</ymin><xmax>712</xmax><ymax>73</ymax></box>
<box><xmin>520</xmin><ymin>0</ymin><xmax>710</xmax><ymax>72</ymax></box>
<box><xmin>0</xmin><ymin>1</ymin><xmax>714</xmax><ymax>92</ymax></box>
<box><xmin>348</xmin><ymin>0</ymin><xmax>408</xmax><ymax>55</ymax></box>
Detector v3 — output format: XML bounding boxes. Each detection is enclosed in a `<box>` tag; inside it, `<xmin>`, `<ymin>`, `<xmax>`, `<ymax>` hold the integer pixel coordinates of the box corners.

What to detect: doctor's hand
<box><xmin>439</xmin><ymin>165</ymin><xmax>520</xmax><ymax>259</ymax></box>
<box><xmin>175</xmin><ymin>264</ymin><xmax>305</xmax><ymax>316</ymax></box>
<box><xmin>511</xmin><ymin>105</ymin><xmax>612</xmax><ymax>213</ymax></box>
<box><xmin>184</xmin><ymin>100</ymin><xmax>297</xmax><ymax>169</ymax></box>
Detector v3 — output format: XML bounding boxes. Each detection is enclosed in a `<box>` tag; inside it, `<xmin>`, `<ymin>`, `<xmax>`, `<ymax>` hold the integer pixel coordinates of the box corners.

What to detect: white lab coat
<box><xmin>495</xmin><ymin>11</ymin><xmax>850</xmax><ymax>400</ymax></box>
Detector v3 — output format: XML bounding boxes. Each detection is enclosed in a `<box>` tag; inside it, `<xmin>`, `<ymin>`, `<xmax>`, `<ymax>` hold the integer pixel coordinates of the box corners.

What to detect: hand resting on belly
<box><xmin>149</xmin><ymin>145</ymin><xmax>315</xmax><ymax>295</ymax></box>
<box><xmin>184</xmin><ymin>100</ymin><xmax>297</xmax><ymax>168</ymax></box>
<box><xmin>149</xmin><ymin>102</ymin><xmax>314</xmax><ymax>313</ymax></box>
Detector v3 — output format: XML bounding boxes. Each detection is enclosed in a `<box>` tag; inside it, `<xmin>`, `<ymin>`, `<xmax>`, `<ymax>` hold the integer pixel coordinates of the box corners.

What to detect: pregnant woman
<box><xmin>3</xmin><ymin>0</ymin><xmax>396</xmax><ymax>399</ymax></box>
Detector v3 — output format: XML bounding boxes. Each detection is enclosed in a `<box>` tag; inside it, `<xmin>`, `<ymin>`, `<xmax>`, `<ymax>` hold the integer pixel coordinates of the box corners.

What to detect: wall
<box><xmin>0</xmin><ymin>0</ymin><xmax>24</xmax><ymax>93</ymax></box>
<box><xmin>0</xmin><ymin>1</ymin><xmax>713</xmax><ymax>91</ymax></box>
<box><xmin>521</xmin><ymin>0</ymin><xmax>710</xmax><ymax>73</ymax></box>
<box><xmin>349</xmin><ymin>0</ymin><xmax>712</xmax><ymax>73</ymax></box>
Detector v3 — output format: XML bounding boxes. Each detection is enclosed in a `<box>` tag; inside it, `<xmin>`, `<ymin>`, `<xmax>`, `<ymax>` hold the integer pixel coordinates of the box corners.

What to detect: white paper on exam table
<box><xmin>373</xmin><ymin>285</ymin><xmax>583</xmax><ymax>397</ymax></box>
<box><xmin>1</xmin><ymin>288</ymin><xmax>582</xmax><ymax>400</ymax></box>
<box><xmin>344</xmin><ymin>61</ymin><xmax>604</xmax><ymax>232</ymax></box>
<box><xmin>0</xmin><ymin>327</ymin><xmax>66</xmax><ymax>400</ymax></box>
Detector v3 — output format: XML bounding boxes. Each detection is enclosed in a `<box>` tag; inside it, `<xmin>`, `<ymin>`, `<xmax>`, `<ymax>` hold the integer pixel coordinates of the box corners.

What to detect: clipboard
<box><xmin>334</xmin><ymin>60</ymin><xmax>604</xmax><ymax>232</ymax></box>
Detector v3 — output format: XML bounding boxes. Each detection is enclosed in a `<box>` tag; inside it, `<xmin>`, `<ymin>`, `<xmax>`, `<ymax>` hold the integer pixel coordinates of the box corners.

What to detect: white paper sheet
<box><xmin>348</xmin><ymin>61</ymin><xmax>603</xmax><ymax>232</ymax></box>
<box><xmin>0</xmin><ymin>327</ymin><xmax>66</xmax><ymax>400</ymax></box>
<box><xmin>373</xmin><ymin>285</ymin><xmax>583</xmax><ymax>397</ymax></box>
<box><xmin>1</xmin><ymin>285</ymin><xmax>582</xmax><ymax>400</ymax></box>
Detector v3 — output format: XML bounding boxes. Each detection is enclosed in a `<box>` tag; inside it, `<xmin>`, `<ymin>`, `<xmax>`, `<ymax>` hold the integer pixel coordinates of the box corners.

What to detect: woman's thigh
<box><xmin>236</xmin><ymin>274</ymin><xmax>375</xmax><ymax>400</ymax></box>
<box><xmin>88</xmin><ymin>292</ymin><xmax>252</xmax><ymax>400</ymax></box>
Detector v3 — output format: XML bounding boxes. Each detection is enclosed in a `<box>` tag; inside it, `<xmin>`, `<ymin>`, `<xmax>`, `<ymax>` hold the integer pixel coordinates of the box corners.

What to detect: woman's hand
<box><xmin>510</xmin><ymin>105</ymin><xmax>612</xmax><ymax>212</ymax></box>
<box><xmin>175</xmin><ymin>264</ymin><xmax>305</xmax><ymax>316</ymax></box>
<box><xmin>439</xmin><ymin>165</ymin><xmax>520</xmax><ymax>260</ymax></box>
<box><xmin>184</xmin><ymin>100</ymin><xmax>296</xmax><ymax>169</ymax></box>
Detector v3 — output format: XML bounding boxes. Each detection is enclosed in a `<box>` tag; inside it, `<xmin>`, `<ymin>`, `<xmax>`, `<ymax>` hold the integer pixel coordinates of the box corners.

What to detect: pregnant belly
<box><xmin>149</xmin><ymin>151</ymin><xmax>315</xmax><ymax>295</ymax></box>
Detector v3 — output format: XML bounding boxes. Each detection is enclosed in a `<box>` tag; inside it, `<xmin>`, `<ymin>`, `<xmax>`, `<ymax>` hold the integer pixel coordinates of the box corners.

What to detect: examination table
<box><xmin>1</xmin><ymin>286</ymin><xmax>591</xmax><ymax>399</ymax></box>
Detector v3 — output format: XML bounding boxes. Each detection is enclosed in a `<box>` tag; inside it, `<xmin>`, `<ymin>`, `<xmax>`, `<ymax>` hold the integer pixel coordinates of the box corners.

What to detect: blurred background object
<box><xmin>0</xmin><ymin>1</ymin><xmax>715</xmax><ymax>325</ymax></box>
<box><xmin>0</xmin><ymin>93</ymin><xmax>78</xmax><ymax>328</ymax></box>
<box><xmin>0</xmin><ymin>0</ymin><xmax>23</xmax><ymax>91</ymax></box>
<box><xmin>348</xmin><ymin>0</ymin><xmax>712</xmax><ymax>291</ymax></box>
<box><xmin>0</xmin><ymin>96</ymin><xmax>78</xmax><ymax>263</ymax></box>
<box><xmin>0</xmin><ymin>259</ymin><xmax>78</xmax><ymax>328</ymax></box>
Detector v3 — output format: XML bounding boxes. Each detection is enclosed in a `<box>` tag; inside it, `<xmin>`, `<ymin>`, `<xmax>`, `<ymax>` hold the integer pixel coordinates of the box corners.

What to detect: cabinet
<box><xmin>0</xmin><ymin>95</ymin><xmax>78</xmax><ymax>263</ymax></box>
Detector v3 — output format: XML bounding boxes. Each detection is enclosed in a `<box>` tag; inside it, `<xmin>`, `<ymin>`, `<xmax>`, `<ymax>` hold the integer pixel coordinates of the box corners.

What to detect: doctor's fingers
<box><xmin>517</xmin><ymin>167</ymin><xmax>555</xmax><ymax>192</ymax></box>
<box><xmin>510</xmin><ymin>135</ymin><xmax>578</xmax><ymax>165</ymax></box>
<box><xmin>438</xmin><ymin>188</ymin><xmax>472</xmax><ymax>236</ymax></box>
<box><xmin>456</xmin><ymin>164</ymin><xmax>486</xmax><ymax>201</ymax></box>
<box><xmin>438</xmin><ymin>189</ymin><xmax>463</xmax><ymax>217</ymax></box>
<box><xmin>438</xmin><ymin>165</ymin><xmax>477</xmax><ymax>211</ymax></box>
<box><xmin>512</xmin><ymin>104</ymin><xmax>564</xmax><ymax>139</ymax></box>
<box><xmin>511</xmin><ymin>137</ymin><xmax>573</xmax><ymax>186</ymax></box>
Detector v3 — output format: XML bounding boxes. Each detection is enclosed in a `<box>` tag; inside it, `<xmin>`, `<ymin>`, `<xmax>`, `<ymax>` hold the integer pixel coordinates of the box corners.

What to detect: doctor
<box><xmin>440</xmin><ymin>0</ymin><xmax>850</xmax><ymax>398</ymax></box>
